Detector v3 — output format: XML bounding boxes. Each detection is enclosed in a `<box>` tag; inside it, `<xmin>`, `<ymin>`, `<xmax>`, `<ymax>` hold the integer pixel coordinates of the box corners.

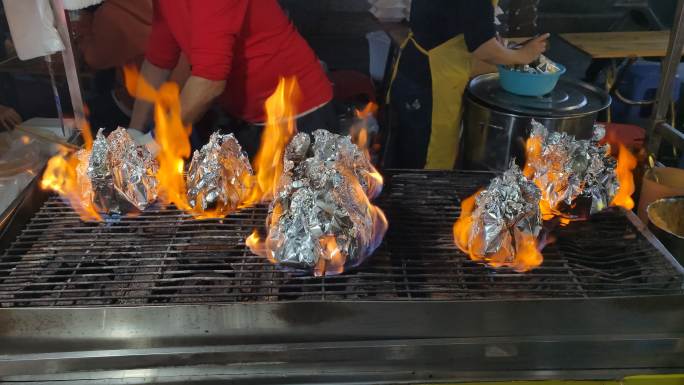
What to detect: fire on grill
<box><xmin>42</xmin><ymin>127</ymin><xmax>158</xmax><ymax>217</ymax></box>
<box><xmin>453</xmin><ymin>163</ymin><xmax>544</xmax><ymax>272</ymax></box>
<box><xmin>185</xmin><ymin>132</ymin><xmax>253</xmax><ymax>216</ymax></box>
<box><xmin>247</xmin><ymin>129</ymin><xmax>388</xmax><ymax>276</ymax></box>
<box><xmin>453</xmin><ymin>119</ymin><xmax>638</xmax><ymax>273</ymax></box>
<box><xmin>523</xmin><ymin>120</ymin><xmax>637</xmax><ymax>222</ymax></box>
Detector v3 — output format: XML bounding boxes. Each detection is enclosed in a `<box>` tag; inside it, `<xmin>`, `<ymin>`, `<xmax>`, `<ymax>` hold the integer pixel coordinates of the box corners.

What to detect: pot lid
<box><xmin>467</xmin><ymin>73</ymin><xmax>611</xmax><ymax>117</ymax></box>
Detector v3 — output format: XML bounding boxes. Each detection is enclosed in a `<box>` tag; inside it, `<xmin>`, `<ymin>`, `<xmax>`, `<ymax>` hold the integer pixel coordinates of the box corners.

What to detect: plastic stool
<box><xmin>612</xmin><ymin>60</ymin><xmax>681</xmax><ymax>125</ymax></box>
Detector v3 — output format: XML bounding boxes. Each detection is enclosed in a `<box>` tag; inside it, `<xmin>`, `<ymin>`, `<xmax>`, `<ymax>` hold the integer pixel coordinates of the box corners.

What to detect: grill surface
<box><xmin>1</xmin><ymin>170</ymin><xmax>682</xmax><ymax>307</ymax></box>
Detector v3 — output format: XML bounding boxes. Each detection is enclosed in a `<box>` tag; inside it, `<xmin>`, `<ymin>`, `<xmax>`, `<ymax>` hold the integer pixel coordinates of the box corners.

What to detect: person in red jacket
<box><xmin>128</xmin><ymin>0</ymin><xmax>335</xmax><ymax>144</ymax></box>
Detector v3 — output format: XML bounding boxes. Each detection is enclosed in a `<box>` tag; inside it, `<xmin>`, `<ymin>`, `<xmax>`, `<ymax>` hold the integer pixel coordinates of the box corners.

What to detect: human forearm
<box><xmin>179</xmin><ymin>76</ymin><xmax>226</xmax><ymax>126</ymax></box>
<box><xmin>473</xmin><ymin>34</ymin><xmax>549</xmax><ymax>66</ymax></box>
<box><xmin>472</xmin><ymin>38</ymin><xmax>528</xmax><ymax>66</ymax></box>
<box><xmin>129</xmin><ymin>60</ymin><xmax>172</xmax><ymax>131</ymax></box>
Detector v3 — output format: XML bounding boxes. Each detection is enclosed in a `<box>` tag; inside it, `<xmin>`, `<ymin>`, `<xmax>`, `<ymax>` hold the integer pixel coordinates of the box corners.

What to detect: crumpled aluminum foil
<box><xmin>108</xmin><ymin>127</ymin><xmax>159</xmax><ymax>211</ymax></box>
<box><xmin>186</xmin><ymin>132</ymin><xmax>253</xmax><ymax>215</ymax></box>
<box><xmin>506</xmin><ymin>54</ymin><xmax>561</xmax><ymax>74</ymax></box>
<box><xmin>88</xmin><ymin>129</ymin><xmax>122</xmax><ymax>213</ymax></box>
<box><xmin>460</xmin><ymin>163</ymin><xmax>543</xmax><ymax>271</ymax></box>
<box><xmin>527</xmin><ymin>120</ymin><xmax>618</xmax><ymax>215</ymax></box>
<box><xmin>261</xmin><ymin>129</ymin><xmax>386</xmax><ymax>275</ymax></box>
<box><xmin>87</xmin><ymin>128</ymin><xmax>158</xmax><ymax>214</ymax></box>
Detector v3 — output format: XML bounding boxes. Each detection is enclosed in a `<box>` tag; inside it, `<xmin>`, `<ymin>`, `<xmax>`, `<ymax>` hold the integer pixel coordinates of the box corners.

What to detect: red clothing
<box><xmin>146</xmin><ymin>0</ymin><xmax>333</xmax><ymax>123</ymax></box>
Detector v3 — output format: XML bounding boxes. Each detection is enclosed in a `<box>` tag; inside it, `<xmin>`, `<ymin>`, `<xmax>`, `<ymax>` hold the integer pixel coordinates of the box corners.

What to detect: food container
<box><xmin>497</xmin><ymin>62</ymin><xmax>566</xmax><ymax>96</ymax></box>
<box><xmin>461</xmin><ymin>73</ymin><xmax>611</xmax><ymax>171</ymax></box>
<box><xmin>637</xmin><ymin>167</ymin><xmax>684</xmax><ymax>223</ymax></box>
<box><xmin>647</xmin><ymin>196</ymin><xmax>684</xmax><ymax>264</ymax></box>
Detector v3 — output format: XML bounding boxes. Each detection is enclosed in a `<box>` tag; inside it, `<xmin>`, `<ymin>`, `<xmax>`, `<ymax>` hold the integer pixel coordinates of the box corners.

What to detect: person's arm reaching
<box><xmin>173</xmin><ymin>0</ymin><xmax>247</xmax><ymax>126</ymax></box>
<box><xmin>472</xmin><ymin>34</ymin><xmax>549</xmax><ymax>66</ymax></box>
<box><xmin>461</xmin><ymin>1</ymin><xmax>548</xmax><ymax>67</ymax></box>
<box><xmin>129</xmin><ymin>1</ymin><xmax>179</xmax><ymax>132</ymax></box>
<box><xmin>128</xmin><ymin>59</ymin><xmax>171</xmax><ymax>131</ymax></box>
<box><xmin>178</xmin><ymin>76</ymin><xmax>226</xmax><ymax>126</ymax></box>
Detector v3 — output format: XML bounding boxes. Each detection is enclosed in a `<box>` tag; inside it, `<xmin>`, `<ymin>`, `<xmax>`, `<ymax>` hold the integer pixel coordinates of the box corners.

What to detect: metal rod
<box><xmin>656</xmin><ymin>122</ymin><xmax>684</xmax><ymax>151</ymax></box>
<box><xmin>44</xmin><ymin>55</ymin><xmax>66</xmax><ymax>137</ymax></box>
<box><xmin>647</xmin><ymin>0</ymin><xmax>684</xmax><ymax>155</ymax></box>
<box><xmin>49</xmin><ymin>0</ymin><xmax>85</xmax><ymax>140</ymax></box>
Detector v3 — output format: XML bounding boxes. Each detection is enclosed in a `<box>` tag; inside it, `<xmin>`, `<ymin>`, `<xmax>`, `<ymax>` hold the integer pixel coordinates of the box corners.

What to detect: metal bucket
<box><xmin>461</xmin><ymin>74</ymin><xmax>610</xmax><ymax>171</ymax></box>
<box><xmin>647</xmin><ymin>196</ymin><xmax>684</xmax><ymax>264</ymax></box>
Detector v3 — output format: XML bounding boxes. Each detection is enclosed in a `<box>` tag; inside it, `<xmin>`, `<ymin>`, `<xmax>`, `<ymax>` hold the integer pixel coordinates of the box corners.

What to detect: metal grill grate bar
<box><xmin>1</xmin><ymin>170</ymin><xmax>682</xmax><ymax>307</ymax></box>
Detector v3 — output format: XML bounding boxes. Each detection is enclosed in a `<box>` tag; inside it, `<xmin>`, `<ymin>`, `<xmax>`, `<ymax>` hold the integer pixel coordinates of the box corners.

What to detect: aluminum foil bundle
<box><xmin>107</xmin><ymin>128</ymin><xmax>159</xmax><ymax>211</ymax></box>
<box><xmin>186</xmin><ymin>132</ymin><xmax>252</xmax><ymax>215</ymax></box>
<box><xmin>88</xmin><ymin>129</ymin><xmax>122</xmax><ymax>213</ymax></box>
<box><xmin>306</xmin><ymin>129</ymin><xmax>382</xmax><ymax>199</ymax></box>
<box><xmin>455</xmin><ymin>163</ymin><xmax>543</xmax><ymax>272</ymax></box>
<box><xmin>506</xmin><ymin>54</ymin><xmax>561</xmax><ymax>74</ymax></box>
<box><xmin>259</xmin><ymin>129</ymin><xmax>386</xmax><ymax>276</ymax></box>
<box><xmin>88</xmin><ymin>128</ymin><xmax>158</xmax><ymax>214</ymax></box>
<box><xmin>526</xmin><ymin>120</ymin><xmax>618</xmax><ymax>215</ymax></box>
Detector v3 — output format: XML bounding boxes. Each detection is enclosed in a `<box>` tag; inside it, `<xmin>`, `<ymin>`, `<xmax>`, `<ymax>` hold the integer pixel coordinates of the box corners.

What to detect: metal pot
<box><xmin>647</xmin><ymin>196</ymin><xmax>684</xmax><ymax>265</ymax></box>
<box><xmin>461</xmin><ymin>73</ymin><xmax>611</xmax><ymax>171</ymax></box>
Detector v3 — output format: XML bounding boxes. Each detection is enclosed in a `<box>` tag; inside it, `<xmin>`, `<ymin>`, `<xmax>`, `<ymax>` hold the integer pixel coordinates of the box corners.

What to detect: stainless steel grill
<box><xmin>1</xmin><ymin>170</ymin><xmax>682</xmax><ymax>307</ymax></box>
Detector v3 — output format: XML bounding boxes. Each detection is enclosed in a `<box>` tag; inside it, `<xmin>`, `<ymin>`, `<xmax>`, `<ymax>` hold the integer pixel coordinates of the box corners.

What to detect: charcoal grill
<box><xmin>1</xmin><ymin>170</ymin><xmax>683</xmax><ymax>384</ymax></box>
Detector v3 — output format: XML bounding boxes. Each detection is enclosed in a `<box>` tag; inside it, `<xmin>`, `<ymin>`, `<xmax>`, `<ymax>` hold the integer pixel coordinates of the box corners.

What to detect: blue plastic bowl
<box><xmin>497</xmin><ymin>63</ymin><xmax>566</xmax><ymax>96</ymax></box>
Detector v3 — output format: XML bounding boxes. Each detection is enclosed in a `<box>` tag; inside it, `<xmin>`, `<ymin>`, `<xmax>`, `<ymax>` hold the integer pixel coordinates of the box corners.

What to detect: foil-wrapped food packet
<box><xmin>186</xmin><ymin>132</ymin><xmax>253</xmax><ymax>215</ymax></box>
<box><xmin>88</xmin><ymin>129</ymin><xmax>122</xmax><ymax>214</ymax></box>
<box><xmin>525</xmin><ymin>120</ymin><xmax>618</xmax><ymax>217</ymax></box>
<box><xmin>253</xmin><ymin>129</ymin><xmax>387</xmax><ymax>276</ymax></box>
<box><xmin>454</xmin><ymin>163</ymin><xmax>543</xmax><ymax>272</ymax></box>
<box><xmin>88</xmin><ymin>127</ymin><xmax>158</xmax><ymax>214</ymax></box>
<box><xmin>108</xmin><ymin>127</ymin><xmax>159</xmax><ymax>211</ymax></box>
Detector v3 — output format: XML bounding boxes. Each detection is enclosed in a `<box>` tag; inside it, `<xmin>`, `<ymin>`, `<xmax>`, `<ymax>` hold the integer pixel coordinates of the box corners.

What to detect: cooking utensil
<box><xmin>498</xmin><ymin>62</ymin><xmax>566</xmax><ymax>96</ymax></box>
<box><xmin>637</xmin><ymin>167</ymin><xmax>684</xmax><ymax>223</ymax></box>
<box><xmin>14</xmin><ymin>124</ymin><xmax>80</xmax><ymax>151</ymax></box>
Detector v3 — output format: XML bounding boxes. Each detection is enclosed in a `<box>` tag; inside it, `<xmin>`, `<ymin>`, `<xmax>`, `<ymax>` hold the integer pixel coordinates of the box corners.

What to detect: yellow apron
<box><xmin>388</xmin><ymin>0</ymin><xmax>497</xmax><ymax>169</ymax></box>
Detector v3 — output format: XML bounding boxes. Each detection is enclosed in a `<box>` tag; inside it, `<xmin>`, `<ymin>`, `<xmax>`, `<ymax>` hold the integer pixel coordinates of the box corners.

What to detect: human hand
<box><xmin>0</xmin><ymin>105</ymin><xmax>21</xmax><ymax>131</ymax></box>
<box><xmin>518</xmin><ymin>33</ymin><xmax>550</xmax><ymax>64</ymax></box>
<box><xmin>126</xmin><ymin>127</ymin><xmax>160</xmax><ymax>156</ymax></box>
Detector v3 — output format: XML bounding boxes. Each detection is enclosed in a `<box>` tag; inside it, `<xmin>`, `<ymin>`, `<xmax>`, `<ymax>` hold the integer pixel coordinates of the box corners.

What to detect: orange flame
<box><xmin>523</xmin><ymin>135</ymin><xmax>542</xmax><ymax>179</ymax></box>
<box><xmin>125</xmin><ymin>65</ymin><xmax>240</xmax><ymax>219</ymax></box>
<box><xmin>243</xmin><ymin>77</ymin><xmax>301</xmax><ymax>206</ymax></box>
<box><xmin>246</xmin><ymin>230</ymin><xmax>275</xmax><ymax>264</ymax></box>
<box><xmin>351</xmin><ymin>102</ymin><xmax>383</xmax><ymax>199</ymax></box>
<box><xmin>610</xmin><ymin>144</ymin><xmax>637</xmax><ymax>210</ymax></box>
<box><xmin>245</xmin><ymin>97</ymin><xmax>387</xmax><ymax>275</ymax></box>
<box><xmin>124</xmin><ymin>65</ymin><xmax>193</xmax><ymax>212</ymax></box>
<box><xmin>453</xmin><ymin>190</ymin><xmax>543</xmax><ymax>273</ymax></box>
<box><xmin>314</xmin><ymin>235</ymin><xmax>346</xmax><ymax>277</ymax></box>
<box><xmin>40</xmin><ymin>150</ymin><xmax>101</xmax><ymax>221</ymax></box>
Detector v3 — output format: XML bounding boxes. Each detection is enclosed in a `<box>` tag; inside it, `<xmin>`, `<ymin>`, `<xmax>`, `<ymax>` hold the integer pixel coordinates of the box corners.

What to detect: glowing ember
<box><xmin>610</xmin><ymin>143</ymin><xmax>637</xmax><ymax>210</ymax></box>
<box><xmin>40</xmin><ymin>149</ymin><xmax>101</xmax><ymax>221</ymax></box>
<box><xmin>242</xmin><ymin>77</ymin><xmax>301</xmax><ymax>206</ymax></box>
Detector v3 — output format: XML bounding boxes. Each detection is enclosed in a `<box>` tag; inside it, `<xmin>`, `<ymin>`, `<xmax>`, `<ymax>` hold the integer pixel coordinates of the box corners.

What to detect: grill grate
<box><xmin>1</xmin><ymin>170</ymin><xmax>682</xmax><ymax>307</ymax></box>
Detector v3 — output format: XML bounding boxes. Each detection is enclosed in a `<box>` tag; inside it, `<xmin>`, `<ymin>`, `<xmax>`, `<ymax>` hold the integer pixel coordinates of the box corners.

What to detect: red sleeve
<box><xmin>145</xmin><ymin>1</ymin><xmax>180</xmax><ymax>69</ymax></box>
<box><xmin>189</xmin><ymin>0</ymin><xmax>248</xmax><ymax>81</ymax></box>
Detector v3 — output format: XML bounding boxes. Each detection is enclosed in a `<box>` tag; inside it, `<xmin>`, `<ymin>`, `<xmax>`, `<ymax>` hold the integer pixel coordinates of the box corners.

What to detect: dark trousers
<box><xmin>385</xmin><ymin>45</ymin><xmax>433</xmax><ymax>169</ymax></box>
